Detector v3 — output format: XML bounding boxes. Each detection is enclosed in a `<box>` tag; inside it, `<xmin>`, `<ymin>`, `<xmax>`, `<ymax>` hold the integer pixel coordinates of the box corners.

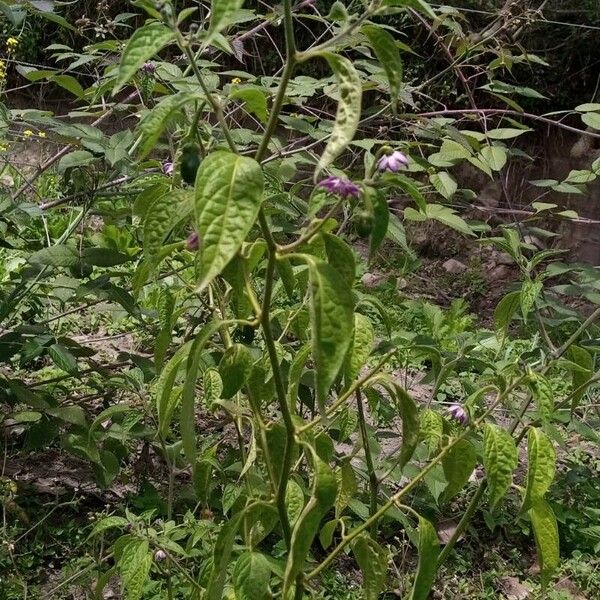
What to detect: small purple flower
<box><xmin>447</xmin><ymin>404</ymin><xmax>469</xmax><ymax>426</ymax></box>
<box><xmin>186</xmin><ymin>232</ymin><xmax>200</xmax><ymax>251</ymax></box>
<box><xmin>162</xmin><ymin>161</ymin><xmax>174</xmax><ymax>176</ymax></box>
<box><xmin>377</xmin><ymin>150</ymin><xmax>409</xmax><ymax>173</ymax></box>
<box><xmin>318</xmin><ymin>175</ymin><xmax>360</xmax><ymax>199</ymax></box>
<box><xmin>141</xmin><ymin>62</ymin><xmax>156</xmax><ymax>74</ymax></box>
<box><xmin>154</xmin><ymin>549</ymin><xmax>167</xmax><ymax>562</ymax></box>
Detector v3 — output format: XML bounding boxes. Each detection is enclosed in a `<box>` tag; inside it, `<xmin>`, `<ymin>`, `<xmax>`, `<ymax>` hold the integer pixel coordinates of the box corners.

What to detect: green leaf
<box><xmin>494</xmin><ymin>290</ymin><xmax>521</xmax><ymax>339</ymax></box>
<box><xmin>48</xmin><ymin>343</ymin><xmax>78</xmax><ymax>374</ymax></box>
<box><xmin>442</xmin><ymin>439</ymin><xmax>477</xmax><ymax>501</ymax></box>
<box><xmin>304</xmin><ymin>257</ymin><xmax>355</xmax><ymax>417</ymax></box>
<box><xmin>486</xmin><ymin>127</ymin><xmax>531</xmax><ymax>139</ymax></box>
<box><xmin>285</xmin><ymin>480</ymin><xmax>305</xmax><ymax>526</ymax></box>
<box><xmin>29</xmin><ymin>245</ymin><xmax>79</xmax><ymax>267</ymax></box>
<box><xmin>114</xmin><ymin>23</ymin><xmax>175</xmax><ymax>94</ymax></box>
<box><xmin>218</xmin><ymin>343</ymin><xmax>254</xmax><ymax>399</ymax></box>
<box><xmin>520</xmin><ymin>278</ymin><xmax>543</xmax><ymax>322</ymax></box>
<box><xmin>567</xmin><ymin>345</ymin><xmax>593</xmax><ymax>412</ymax></box>
<box><xmin>522</xmin><ymin>428</ymin><xmax>556</xmax><ymax>512</ymax></box>
<box><xmin>143</xmin><ymin>190</ymin><xmax>193</xmax><ymax>263</ymax></box>
<box><xmin>420</xmin><ymin>409</ymin><xmax>443</xmax><ymax>455</ymax></box>
<box><xmin>394</xmin><ymin>384</ymin><xmax>419</xmax><ymax>469</ymax></box>
<box><xmin>118</xmin><ymin>539</ymin><xmax>152</xmax><ymax>600</ymax></box>
<box><xmin>283</xmin><ymin>446</ymin><xmax>337</xmax><ymax>598</ymax></box>
<box><xmin>230</xmin><ymin>86</ymin><xmax>269</xmax><ymax>124</ymax></box>
<box><xmin>207</xmin><ymin>0</ymin><xmax>244</xmax><ymax>43</ymax></box>
<box><xmin>52</xmin><ymin>74</ymin><xmax>85</xmax><ymax>99</ymax></box>
<box><xmin>344</xmin><ymin>313</ymin><xmax>374</xmax><ymax>385</ymax></box>
<box><xmin>425</xmin><ymin>204</ymin><xmax>472</xmax><ymax>236</ymax></box>
<box><xmin>81</xmin><ymin>248</ymin><xmax>132</xmax><ymax>267</ymax></box>
<box><xmin>233</xmin><ymin>551</ymin><xmax>271</xmax><ymax>600</ymax></box>
<box><xmin>368</xmin><ymin>188</ymin><xmax>390</xmax><ymax>261</ymax></box>
<box><xmin>181</xmin><ymin>323</ymin><xmax>221</xmax><ymax>464</ymax></box>
<box><xmin>316</xmin><ymin>52</ymin><xmax>362</xmax><ymax>177</ymax></box>
<box><xmin>335</xmin><ymin>459</ymin><xmax>357</xmax><ymax>517</ymax></box>
<box><xmin>362</xmin><ymin>24</ymin><xmax>403</xmax><ymax>108</ymax></box>
<box><xmin>527</xmin><ymin>374</ymin><xmax>554</xmax><ymax>423</ymax></box>
<box><xmin>409</xmin><ymin>516</ymin><xmax>440</xmax><ymax>600</ymax></box>
<box><xmin>203</xmin><ymin>367</ymin><xmax>223</xmax><ymax>407</ymax></box>
<box><xmin>352</xmin><ymin>533</ymin><xmax>389</xmax><ymax>600</ymax></box>
<box><xmin>480</xmin><ymin>145</ymin><xmax>507</xmax><ymax>171</ymax></box>
<box><xmin>483</xmin><ymin>424</ymin><xmax>518</xmax><ymax>509</ymax></box>
<box><xmin>89</xmin><ymin>516</ymin><xmax>129</xmax><ymax>538</ymax></box>
<box><xmin>58</xmin><ymin>150</ymin><xmax>95</xmax><ymax>173</ymax></box>
<box><xmin>381</xmin><ymin>0</ymin><xmax>436</xmax><ymax>18</ymax></box>
<box><xmin>529</xmin><ymin>499</ymin><xmax>560</xmax><ymax>590</ymax></box>
<box><xmin>581</xmin><ymin>112</ymin><xmax>600</xmax><ymax>130</ymax></box>
<box><xmin>323</xmin><ymin>233</ymin><xmax>356</xmax><ymax>289</ymax></box>
<box><xmin>195</xmin><ymin>151</ymin><xmax>264</xmax><ymax>291</ymax></box>
<box><xmin>429</xmin><ymin>171</ymin><xmax>457</xmax><ymax>199</ymax></box>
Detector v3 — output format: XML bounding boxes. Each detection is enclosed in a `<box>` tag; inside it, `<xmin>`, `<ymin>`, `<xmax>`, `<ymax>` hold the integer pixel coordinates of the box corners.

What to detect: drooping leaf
<box><xmin>420</xmin><ymin>409</ymin><xmax>443</xmax><ymax>455</ymax></box>
<box><xmin>394</xmin><ymin>384</ymin><xmax>419</xmax><ymax>469</ymax></box>
<box><xmin>520</xmin><ymin>278</ymin><xmax>543</xmax><ymax>322</ymax></box>
<box><xmin>529</xmin><ymin>499</ymin><xmax>560</xmax><ymax>590</ymax></box>
<box><xmin>368</xmin><ymin>188</ymin><xmax>390</xmax><ymax>260</ymax></box>
<box><xmin>233</xmin><ymin>551</ymin><xmax>271</xmax><ymax>600</ymax></box>
<box><xmin>362</xmin><ymin>24</ymin><xmax>403</xmax><ymax>108</ymax></box>
<box><xmin>285</xmin><ymin>479</ymin><xmax>305</xmax><ymax>527</ymax></box>
<box><xmin>442</xmin><ymin>439</ymin><xmax>477</xmax><ymax>501</ymax></box>
<box><xmin>218</xmin><ymin>343</ymin><xmax>254</xmax><ymax>399</ymax></box>
<box><xmin>283</xmin><ymin>446</ymin><xmax>338</xmax><ymax>597</ymax></box>
<box><xmin>480</xmin><ymin>145</ymin><xmax>507</xmax><ymax>171</ymax></box>
<box><xmin>335</xmin><ymin>459</ymin><xmax>357</xmax><ymax>517</ymax></box>
<box><xmin>409</xmin><ymin>515</ymin><xmax>440</xmax><ymax>600</ymax></box>
<box><xmin>522</xmin><ymin>428</ymin><xmax>556</xmax><ymax>512</ymax></box>
<box><xmin>316</xmin><ymin>52</ymin><xmax>362</xmax><ymax>177</ymax></box>
<box><xmin>494</xmin><ymin>290</ymin><xmax>521</xmax><ymax>339</ymax></box>
<box><xmin>567</xmin><ymin>345</ymin><xmax>593</xmax><ymax>412</ymax></box>
<box><xmin>527</xmin><ymin>373</ymin><xmax>554</xmax><ymax>423</ymax></box>
<box><xmin>304</xmin><ymin>256</ymin><xmax>355</xmax><ymax>417</ymax></box>
<box><xmin>114</xmin><ymin>23</ymin><xmax>175</xmax><ymax>94</ymax></box>
<box><xmin>483</xmin><ymin>424</ymin><xmax>518</xmax><ymax>509</ymax></box>
<box><xmin>344</xmin><ymin>313</ymin><xmax>374</xmax><ymax>385</ymax></box>
<box><xmin>323</xmin><ymin>232</ymin><xmax>356</xmax><ymax>289</ymax></box>
<box><xmin>429</xmin><ymin>171</ymin><xmax>457</xmax><ymax>199</ymax></box>
<box><xmin>194</xmin><ymin>151</ymin><xmax>264</xmax><ymax>291</ymax></box>
<box><xmin>352</xmin><ymin>533</ymin><xmax>389</xmax><ymax>600</ymax></box>
<box><xmin>118</xmin><ymin>539</ymin><xmax>152</xmax><ymax>600</ymax></box>
<box><xmin>207</xmin><ymin>0</ymin><xmax>244</xmax><ymax>44</ymax></box>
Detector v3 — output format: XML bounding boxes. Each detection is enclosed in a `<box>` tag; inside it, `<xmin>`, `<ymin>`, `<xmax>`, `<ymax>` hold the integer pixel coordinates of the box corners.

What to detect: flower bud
<box><xmin>186</xmin><ymin>232</ymin><xmax>200</xmax><ymax>251</ymax></box>
<box><xmin>154</xmin><ymin>549</ymin><xmax>167</xmax><ymax>562</ymax></box>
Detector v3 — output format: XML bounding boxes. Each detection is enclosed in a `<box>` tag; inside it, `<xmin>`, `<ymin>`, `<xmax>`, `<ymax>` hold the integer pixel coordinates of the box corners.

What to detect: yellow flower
<box><xmin>6</xmin><ymin>37</ymin><xmax>18</xmax><ymax>51</ymax></box>
<box><xmin>231</xmin><ymin>77</ymin><xmax>242</xmax><ymax>85</ymax></box>
<box><xmin>0</xmin><ymin>144</ymin><xmax>7</xmax><ymax>152</ymax></box>
<box><xmin>38</xmin><ymin>131</ymin><xmax>46</xmax><ymax>138</ymax></box>
<box><xmin>23</xmin><ymin>129</ymin><xmax>34</xmax><ymax>138</ymax></box>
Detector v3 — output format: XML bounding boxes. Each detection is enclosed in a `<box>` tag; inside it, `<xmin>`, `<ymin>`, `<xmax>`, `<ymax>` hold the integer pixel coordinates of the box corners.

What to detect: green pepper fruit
<box><xmin>354</xmin><ymin>210</ymin><xmax>374</xmax><ymax>238</ymax></box>
<box><xmin>69</xmin><ymin>261</ymin><xmax>93</xmax><ymax>279</ymax></box>
<box><xmin>180</xmin><ymin>144</ymin><xmax>201</xmax><ymax>185</ymax></box>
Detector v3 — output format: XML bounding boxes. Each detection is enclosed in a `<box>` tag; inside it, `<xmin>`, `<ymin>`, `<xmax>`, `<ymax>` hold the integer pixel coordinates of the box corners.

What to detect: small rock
<box><xmin>489</xmin><ymin>265</ymin><xmax>511</xmax><ymax>280</ymax></box>
<box><xmin>442</xmin><ymin>258</ymin><xmax>467</xmax><ymax>274</ymax></box>
<box><xmin>361</xmin><ymin>272</ymin><xmax>387</xmax><ymax>288</ymax></box>
<box><xmin>436</xmin><ymin>519</ymin><xmax>462</xmax><ymax>545</ymax></box>
<box><xmin>495</xmin><ymin>251</ymin><xmax>514</xmax><ymax>265</ymax></box>
<box><xmin>498</xmin><ymin>576</ymin><xmax>530</xmax><ymax>600</ymax></box>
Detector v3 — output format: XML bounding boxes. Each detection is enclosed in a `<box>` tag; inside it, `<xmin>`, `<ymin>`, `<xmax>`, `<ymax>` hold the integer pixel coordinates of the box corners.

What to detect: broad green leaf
<box><xmin>581</xmin><ymin>112</ymin><xmax>600</xmax><ymax>130</ymax></box>
<box><xmin>305</xmin><ymin>257</ymin><xmax>355</xmax><ymax>417</ymax></box>
<box><xmin>567</xmin><ymin>345</ymin><xmax>593</xmax><ymax>412</ymax></box>
<box><xmin>425</xmin><ymin>204</ymin><xmax>473</xmax><ymax>236</ymax></box>
<box><xmin>29</xmin><ymin>245</ymin><xmax>79</xmax><ymax>267</ymax></box>
<box><xmin>218</xmin><ymin>343</ymin><xmax>254</xmax><ymax>399</ymax></box>
<box><xmin>529</xmin><ymin>499</ymin><xmax>559</xmax><ymax>590</ymax></box>
<box><xmin>203</xmin><ymin>368</ymin><xmax>223</xmax><ymax>407</ymax></box>
<box><xmin>394</xmin><ymin>384</ymin><xmax>419</xmax><ymax>469</ymax></box>
<box><xmin>442</xmin><ymin>439</ymin><xmax>477</xmax><ymax>501</ymax></box>
<box><xmin>283</xmin><ymin>446</ymin><xmax>338</xmax><ymax>597</ymax></box>
<box><xmin>319</xmin><ymin>519</ymin><xmax>340</xmax><ymax>549</ymax></box>
<box><xmin>285</xmin><ymin>480</ymin><xmax>305</xmax><ymax>526</ymax></box>
<box><xmin>181</xmin><ymin>323</ymin><xmax>222</xmax><ymax>464</ymax></box>
<box><xmin>420</xmin><ymin>409</ymin><xmax>443</xmax><ymax>455</ymax></box>
<box><xmin>143</xmin><ymin>190</ymin><xmax>193</xmax><ymax>263</ymax></box>
<box><xmin>323</xmin><ymin>233</ymin><xmax>356</xmax><ymax>289</ymax></box>
<box><xmin>352</xmin><ymin>533</ymin><xmax>389</xmax><ymax>600</ymax></box>
<box><xmin>89</xmin><ymin>516</ymin><xmax>129</xmax><ymax>538</ymax></box>
<box><xmin>118</xmin><ymin>539</ymin><xmax>152</xmax><ymax>600</ymax></box>
<box><xmin>486</xmin><ymin>127</ymin><xmax>531</xmax><ymax>139</ymax></box>
<box><xmin>316</xmin><ymin>52</ymin><xmax>362</xmax><ymax>177</ymax></box>
<box><xmin>527</xmin><ymin>374</ymin><xmax>554</xmax><ymax>423</ymax></box>
<box><xmin>368</xmin><ymin>187</ymin><xmax>390</xmax><ymax>261</ymax></box>
<box><xmin>48</xmin><ymin>343</ymin><xmax>78</xmax><ymax>374</ymax></box>
<box><xmin>53</xmin><ymin>74</ymin><xmax>84</xmax><ymax>99</ymax></box>
<box><xmin>207</xmin><ymin>0</ymin><xmax>244</xmax><ymax>44</ymax></box>
<box><xmin>138</xmin><ymin>92</ymin><xmax>197</xmax><ymax>158</ymax></box>
<box><xmin>494</xmin><ymin>290</ymin><xmax>521</xmax><ymax>339</ymax></box>
<box><xmin>335</xmin><ymin>459</ymin><xmax>357</xmax><ymax>517</ymax></box>
<box><xmin>522</xmin><ymin>428</ymin><xmax>556</xmax><ymax>511</ymax></box>
<box><xmin>286</xmin><ymin>344</ymin><xmax>311</xmax><ymax>411</ymax></box>
<box><xmin>344</xmin><ymin>313</ymin><xmax>374</xmax><ymax>385</ymax></box>
<box><xmin>480</xmin><ymin>145</ymin><xmax>507</xmax><ymax>171</ymax></box>
<box><xmin>362</xmin><ymin>24</ymin><xmax>403</xmax><ymax>108</ymax></box>
<box><xmin>381</xmin><ymin>0</ymin><xmax>436</xmax><ymax>18</ymax></box>
<box><xmin>409</xmin><ymin>516</ymin><xmax>440</xmax><ymax>600</ymax></box>
<box><xmin>194</xmin><ymin>151</ymin><xmax>264</xmax><ymax>291</ymax></box>
<box><xmin>520</xmin><ymin>278</ymin><xmax>543</xmax><ymax>322</ymax></box>
<box><xmin>230</xmin><ymin>86</ymin><xmax>269</xmax><ymax>123</ymax></box>
<box><xmin>57</xmin><ymin>150</ymin><xmax>95</xmax><ymax>173</ymax></box>
<box><xmin>429</xmin><ymin>171</ymin><xmax>457</xmax><ymax>199</ymax></box>
<box><xmin>233</xmin><ymin>551</ymin><xmax>271</xmax><ymax>600</ymax></box>
<box><xmin>483</xmin><ymin>424</ymin><xmax>518</xmax><ymax>509</ymax></box>
<box><xmin>114</xmin><ymin>23</ymin><xmax>175</xmax><ymax>94</ymax></box>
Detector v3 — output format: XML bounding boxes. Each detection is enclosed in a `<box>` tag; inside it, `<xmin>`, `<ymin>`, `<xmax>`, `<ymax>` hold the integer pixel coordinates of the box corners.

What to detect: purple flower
<box><xmin>141</xmin><ymin>62</ymin><xmax>156</xmax><ymax>74</ymax></box>
<box><xmin>154</xmin><ymin>549</ymin><xmax>167</xmax><ymax>562</ymax></box>
<box><xmin>162</xmin><ymin>161</ymin><xmax>174</xmax><ymax>176</ymax></box>
<box><xmin>447</xmin><ymin>404</ymin><xmax>469</xmax><ymax>426</ymax></box>
<box><xmin>377</xmin><ymin>150</ymin><xmax>409</xmax><ymax>173</ymax></box>
<box><xmin>186</xmin><ymin>232</ymin><xmax>200</xmax><ymax>251</ymax></box>
<box><xmin>318</xmin><ymin>176</ymin><xmax>361</xmax><ymax>199</ymax></box>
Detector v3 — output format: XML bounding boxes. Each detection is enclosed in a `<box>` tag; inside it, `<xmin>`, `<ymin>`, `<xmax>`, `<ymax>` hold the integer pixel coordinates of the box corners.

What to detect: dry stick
<box><xmin>11</xmin><ymin>90</ymin><xmax>140</xmax><ymax>203</ymax></box>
